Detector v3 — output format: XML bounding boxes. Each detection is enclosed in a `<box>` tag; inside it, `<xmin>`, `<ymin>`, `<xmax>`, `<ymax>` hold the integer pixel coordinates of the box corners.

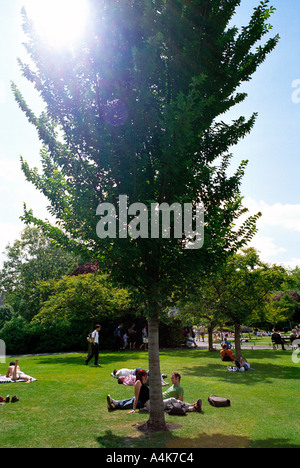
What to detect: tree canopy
<box><xmin>0</xmin><ymin>227</ymin><xmax>79</xmax><ymax>320</ymax></box>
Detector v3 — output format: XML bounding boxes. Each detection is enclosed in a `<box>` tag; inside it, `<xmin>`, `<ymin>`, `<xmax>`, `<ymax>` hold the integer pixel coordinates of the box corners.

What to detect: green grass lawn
<box><xmin>1</xmin><ymin>348</ymin><xmax>300</xmax><ymax>448</ymax></box>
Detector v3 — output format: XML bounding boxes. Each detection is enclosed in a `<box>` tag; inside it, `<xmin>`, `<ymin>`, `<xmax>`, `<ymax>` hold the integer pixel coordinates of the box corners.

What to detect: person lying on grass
<box><xmin>111</xmin><ymin>367</ymin><xmax>168</xmax><ymax>386</ymax></box>
<box><xmin>107</xmin><ymin>370</ymin><xmax>202</xmax><ymax>413</ymax></box>
<box><xmin>6</xmin><ymin>359</ymin><xmax>33</xmax><ymax>383</ymax></box>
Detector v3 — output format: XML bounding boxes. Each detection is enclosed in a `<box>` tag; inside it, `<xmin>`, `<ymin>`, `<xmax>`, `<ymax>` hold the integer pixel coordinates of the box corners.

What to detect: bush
<box><xmin>0</xmin><ymin>313</ymin><xmax>185</xmax><ymax>355</ymax></box>
<box><xmin>0</xmin><ymin>315</ymin><xmax>33</xmax><ymax>355</ymax></box>
<box><xmin>159</xmin><ymin>319</ymin><xmax>186</xmax><ymax>348</ymax></box>
<box><xmin>0</xmin><ymin>304</ymin><xmax>14</xmax><ymax>329</ymax></box>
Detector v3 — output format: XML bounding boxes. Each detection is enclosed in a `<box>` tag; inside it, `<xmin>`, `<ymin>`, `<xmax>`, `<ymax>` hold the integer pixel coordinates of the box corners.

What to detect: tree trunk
<box><xmin>234</xmin><ymin>323</ymin><xmax>242</xmax><ymax>361</ymax></box>
<box><xmin>146</xmin><ymin>309</ymin><xmax>169</xmax><ymax>432</ymax></box>
<box><xmin>208</xmin><ymin>325</ymin><xmax>214</xmax><ymax>351</ymax></box>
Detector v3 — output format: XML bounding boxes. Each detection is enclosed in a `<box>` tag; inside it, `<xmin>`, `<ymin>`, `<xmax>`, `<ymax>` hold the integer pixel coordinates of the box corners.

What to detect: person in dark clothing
<box><xmin>113</xmin><ymin>323</ymin><xmax>124</xmax><ymax>351</ymax></box>
<box><xmin>107</xmin><ymin>369</ymin><xmax>149</xmax><ymax>412</ymax></box>
<box><xmin>128</xmin><ymin>323</ymin><xmax>137</xmax><ymax>349</ymax></box>
<box><xmin>271</xmin><ymin>330</ymin><xmax>287</xmax><ymax>350</ymax></box>
<box><xmin>85</xmin><ymin>325</ymin><xmax>101</xmax><ymax>366</ymax></box>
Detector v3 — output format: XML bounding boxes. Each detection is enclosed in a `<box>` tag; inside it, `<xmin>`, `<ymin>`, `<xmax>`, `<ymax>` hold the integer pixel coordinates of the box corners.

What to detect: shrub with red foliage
<box><xmin>70</xmin><ymin>262</ymin><xmax>99</xmax><ymax>276</ymax></box>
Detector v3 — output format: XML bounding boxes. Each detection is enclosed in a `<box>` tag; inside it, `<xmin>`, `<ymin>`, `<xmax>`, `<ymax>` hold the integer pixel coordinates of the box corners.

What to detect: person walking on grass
<box><xmin>85</xmin><ymin>324</ymin><xmax>101</xmax><ymax>366</ymax></box>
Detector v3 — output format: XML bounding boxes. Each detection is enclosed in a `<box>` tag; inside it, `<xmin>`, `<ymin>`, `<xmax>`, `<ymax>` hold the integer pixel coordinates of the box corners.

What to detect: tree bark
<box><xmin>208</xmin><ymin>325</ymin><xmax>214</xmax><ymax>351</ymax></box>
<box><xmin>234</xmin><ymin>323</ymin><xmax>242</xmax><ymax>361</ymax></box>
<box><xmin>146</xmin><ymin>309</ymin><xmax>169</xmax><ymax>432</ymax></box>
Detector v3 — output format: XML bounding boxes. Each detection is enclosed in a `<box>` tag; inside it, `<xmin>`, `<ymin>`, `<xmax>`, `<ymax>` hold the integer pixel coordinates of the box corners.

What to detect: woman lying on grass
<box><xmin>6</xmin><ymin>359</ymin><xmax>33</xmax><ymax>383</ymax></box>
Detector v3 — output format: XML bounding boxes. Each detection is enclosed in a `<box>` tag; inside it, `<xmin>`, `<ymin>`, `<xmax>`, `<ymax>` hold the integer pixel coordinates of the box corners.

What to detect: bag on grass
<box><xmin>208</xmin><ymin>394</ymin><xmax>230</xmax><ymax>408</ymax></box>
<box><xmin>165</xmin><ymin>400</ymin><xmax>186</xmax><ymax>416</ymax></box>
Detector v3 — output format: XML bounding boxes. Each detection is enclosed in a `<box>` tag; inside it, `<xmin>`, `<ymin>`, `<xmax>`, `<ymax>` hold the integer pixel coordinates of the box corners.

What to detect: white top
<box><xmin>92</xmin><ymin>329</ymin><xmax>99</xmax><ymax>344</ymax></box>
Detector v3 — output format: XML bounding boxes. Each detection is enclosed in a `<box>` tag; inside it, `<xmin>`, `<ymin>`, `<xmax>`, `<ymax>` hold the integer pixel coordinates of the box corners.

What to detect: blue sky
<box><xmin>0</xmin><ymin>0</ymin><xmax>299</xmax><ymax>268</ymax></box>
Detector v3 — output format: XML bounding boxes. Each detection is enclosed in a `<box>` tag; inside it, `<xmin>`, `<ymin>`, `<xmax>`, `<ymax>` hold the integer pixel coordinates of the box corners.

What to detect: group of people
<box><xmin>270</xmin><ymin>328</ymin><xmax>300</xmax><ymax>350</ymax></box>
<box><xmin>84</xmin><ymin>323</ymin><xmax>149</xmax><ymax>367</ymax></box>
<box><xmin>183</xmin><ymin>326</ymin><xmax>198</xmax><ymax>348</ymax></box>
<box><xmin>113</xmin><ymin>323</ymin><xmax>148</xmax><ymax>352</ymax></box>
<box><xmin>107</xmin><ymin>370</ymin><xmax>202</xmax><ymax>414</ymax></box>
<box><xmin>220</xmin><ymin>341</ymin><xmax>253</xmax><ymax>371</ymax></box>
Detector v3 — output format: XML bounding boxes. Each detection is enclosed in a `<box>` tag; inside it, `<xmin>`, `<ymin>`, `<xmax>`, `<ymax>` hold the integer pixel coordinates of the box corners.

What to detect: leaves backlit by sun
<box><xmin>22</xmin><ymin>0</ymin><xmax>89</xmax><ymax>49</ymax></box>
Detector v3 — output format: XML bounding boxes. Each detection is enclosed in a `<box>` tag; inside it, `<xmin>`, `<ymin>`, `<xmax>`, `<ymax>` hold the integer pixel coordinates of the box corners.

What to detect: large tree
<box><xmin>13</xmin><ymin>0</ymin><xmax>278</xmax><ymax>431</ymax></box>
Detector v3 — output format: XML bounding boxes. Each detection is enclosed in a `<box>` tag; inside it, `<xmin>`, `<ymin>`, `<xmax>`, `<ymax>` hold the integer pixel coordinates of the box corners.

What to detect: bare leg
<box><xmin>12</xmin><ymin>360</ymin><xmax>32</xmax><ymax>383</ymax></box>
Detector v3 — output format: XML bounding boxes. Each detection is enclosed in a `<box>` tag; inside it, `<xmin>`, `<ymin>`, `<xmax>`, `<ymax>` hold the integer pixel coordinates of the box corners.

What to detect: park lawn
<box><xmin>0</xmin><ymin>349</ymin><xmax>300</xmax><ymax>448</ymax></box>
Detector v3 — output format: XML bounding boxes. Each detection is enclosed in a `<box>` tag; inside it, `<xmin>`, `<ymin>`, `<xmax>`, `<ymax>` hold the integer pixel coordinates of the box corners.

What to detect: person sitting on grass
<box><xmin>220</xmin><ymin>343</ymin><xmax>235</xmax><ymax>362</ymax></box>
<box><xmin>107</xmin><ymin>370</ymin><xmax>202</xmax><ymax>413</ymax></box>
<box><xmin>160</xmin><ymin>371</ymin><xmax>202</xmax><ymax>413</ymax></box>
<box><xmin>235</xmin><ymin>357</ymin><xmax>254</xmax><ymax>371</ymax></box>
<box><xmin>222</xmin><ymin>338</ymin><xmax>232</xmax><ymax>349</ymax></box>
<box><xmin>6</xmin><ymin>359</ymin><xmax>32</xmax><ymax>383</ymax></box>
<box><xmin>107</xmin><ymin>368</ymin><xmax>149</xmax><ymax>412</ymax></box>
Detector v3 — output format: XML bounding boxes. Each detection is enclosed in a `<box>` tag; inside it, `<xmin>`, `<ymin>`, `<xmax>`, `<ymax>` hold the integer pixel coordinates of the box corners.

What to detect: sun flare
<box><xmin>23</xmin><ymin>0</ymin><xmax>89</xmax><ymax>48</ymax></box>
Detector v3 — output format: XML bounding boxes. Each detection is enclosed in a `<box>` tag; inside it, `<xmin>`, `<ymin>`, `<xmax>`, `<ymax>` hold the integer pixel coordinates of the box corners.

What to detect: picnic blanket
<box><xmin>0</xmin><ymin>374</ymin><xmax>37</xmax><ymax>383</ymax></box>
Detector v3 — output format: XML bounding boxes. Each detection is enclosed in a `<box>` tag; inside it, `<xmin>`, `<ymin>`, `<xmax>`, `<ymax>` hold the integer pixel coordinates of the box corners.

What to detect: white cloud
<box><xmin>249</xmin><ymin>235</ymin><xmax>286</xmax><ymax>260</ymax></box>
<box><xmin>0</xmin><ymin>157</ymin><xmax>25</xmax><ymax>186</ymax></box>
<box><xmin>0</xmin><ymin>80</ymin><xmax>5</xmax><ymax>104</ymax></box>
<box><xmin>236</xmin><ymin>197</ymin><xmax>300</xmax><ymax>268</ymax></box>
<box><xmin>280</xmin><ymin>258</ymin><xmax>300</xmax><ymax>270</ymax></box>
<box><xmin>0</xmin><ymin>221</ymin><xmax>24</xmax><ymax>267</ymax></box>
<box><xmin>244</xmin><ymin>197</ymin><xmax>300</xmax><ymax>232</ymax></box>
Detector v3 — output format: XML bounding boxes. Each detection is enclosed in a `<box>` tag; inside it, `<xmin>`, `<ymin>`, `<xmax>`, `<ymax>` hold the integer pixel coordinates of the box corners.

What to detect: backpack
<box><xmin>165</xmin><ymin>400</ymin><xmax>186</xmax><ymax>416</ymax></box>
<box><xmin>208</xmin><ymin>395</ymin><xmax>231</xmax><ymax>408</ymax></box>
<box><xmin>87</xmin><ymin>333</ymin><xmax>93</xmax><ymax>343</ymax></box>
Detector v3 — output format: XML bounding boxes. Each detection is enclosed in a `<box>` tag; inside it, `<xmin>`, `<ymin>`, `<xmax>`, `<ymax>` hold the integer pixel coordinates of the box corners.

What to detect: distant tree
<box><xmin>267</xmin><ymin>291</ymin><xmax>300</xmax><ymax>328</ymax></box>
<box><xmin>0</xmin><ymin>304</ymin><xmax>14</xmax><ymax>329</ymax></box>
<box><xmin>14</xmin><ymin>0</ymin><xmax>278</xmax><ymax>430</ymax></box>
<box><xmin>33</xmin><ymin>273</ymin><xmax>131</xmax><ymax>330</ymax></box>
<box><xmin>0</xmin><ymin>227</ymin><xmax>79</xmax><ymax>320</ymax></box>
<box><xmin>70</xmin><ymin>262</ymin><xmax>99</xmax><ymax>276</ymax></box>
<box><xmin>189</xmin><ymin>249</ymin><xmax>287</xmax><ymax>359</ymax></box>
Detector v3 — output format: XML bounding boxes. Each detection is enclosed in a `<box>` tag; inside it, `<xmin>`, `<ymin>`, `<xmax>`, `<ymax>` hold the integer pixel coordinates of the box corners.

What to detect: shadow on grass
<box><xmin>157</xmin><ymin>348</ymin><xmax>300</xmax><ymax>385</ymax></box>
<box><xmin>96</xmin><ymin>429</ymin><xmax>300</xmax><ymax>449</ymax></box>
<box><xmin>33</xmin><ymin>351</ymin><xmax>149</xmax><ymax>367</ymax></box>
<box><xmin>181</xmin><ymin>361</ymin><xmax>300</xmax><ymax>386</ymax></box>
<box><xmin>31</xmin><ymin>349</ymin><xmax>300</xmax><ymax>387</ymax></box>
<box><xmin>159</xmin><ymin>348</ymin><xmax>293</xmax><ymax>361</ymax></box>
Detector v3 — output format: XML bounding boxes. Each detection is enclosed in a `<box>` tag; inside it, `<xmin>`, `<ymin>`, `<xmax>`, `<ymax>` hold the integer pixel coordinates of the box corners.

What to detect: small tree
<box><xmin>0</xmin><ymin>227</ymin><xmax>79</xmax><ymax>320</ymax></box>
<box><xmin>33</xmin><ymin>273</ymin><xmax>131</xmax><ymax>329</ymax></box>
<box><xmin>192</xmin><ymin>249</ymin><xmax>287</xmax><ymax>359</ymax></box>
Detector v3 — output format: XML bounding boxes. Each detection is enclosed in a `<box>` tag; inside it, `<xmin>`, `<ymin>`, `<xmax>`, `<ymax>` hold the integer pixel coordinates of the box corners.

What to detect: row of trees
<box><xmin>179</xmin><ymin>248</ymin><xmax>300</xmax><ymax>357</ymax></box>
<box><xmin>0</xmin><ymin>227</ymin><xmax>184</xmax><ymax>354</ymax></box>
<box><xmin>7</xmin><ymin>0</ymin><xmax>290</xmax><ymax>431</ymax></box>
<box><xmin>1</xmin><ymin>227</ymin><xmax>299</xmax><ymax>356</ymax></box>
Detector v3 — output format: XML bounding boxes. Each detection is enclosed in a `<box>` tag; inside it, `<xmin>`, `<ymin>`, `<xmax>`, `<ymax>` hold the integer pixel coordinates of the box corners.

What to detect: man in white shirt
<box><xmin>85</xmin><ymin>325</ymin><xmax>101</xmax><ymax>366</ymax></box>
